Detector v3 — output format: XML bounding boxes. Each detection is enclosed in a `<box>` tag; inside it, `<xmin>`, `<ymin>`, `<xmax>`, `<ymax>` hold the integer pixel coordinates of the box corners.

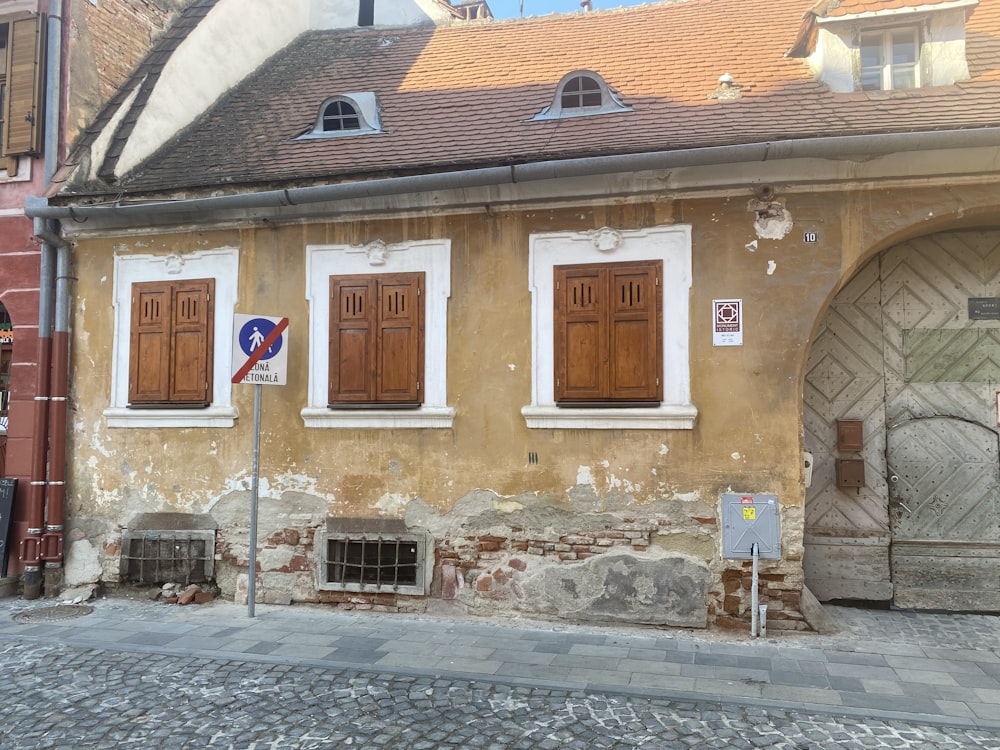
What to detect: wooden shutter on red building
<box><xmin>3</xmin><ymin>15</ymin><xmax>44</xmax><ymax>156</ymax></box>
<box><xmin>329</xmin><ymin>272</ymin><xmax>424</xmax><ymax>405</ymax></box>
<box><xmin>129</xmin><ymin>279</ymin><xmax>213</xmax><ymax>405</ymax></box>
<box><xmin>554</xmin><ymin>260</ymin><xmax>661</xmax><ymax>404</ymax></box>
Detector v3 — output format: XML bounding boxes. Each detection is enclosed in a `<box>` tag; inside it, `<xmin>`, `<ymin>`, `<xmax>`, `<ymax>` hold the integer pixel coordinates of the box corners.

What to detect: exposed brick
<box><xmin>631</xmin><ymin>545</ymin><xmax>648</xmax><ymax>552</ymax></box>
<box><xmin>558</xmin><ymin>552</ymin><xmax>577</xmax><ymax>561</ymax></box>
<box><xmin>560</xmin><ymin>535</ymin><xmax>594</xmax><ymax>545</ymax></box>
<box><xmin>594</xmin><ymin>530</ymin><xmax>625</xmax><ymax>539</ymax></box>
<box><xmin>691</xmin><ymin>516</ymin><xmax>717</xmax><ymax>525</ymax></box>
<box><xmin>492</xmin><ymin>568</ymin><xmax>508</xmax><ymax>582</ymax></box>
<box><xmin>508</xmin><ymin>558</ymin><xmax>527</xmax><ymax>572</ymax></box>
<box><xmin>266</xmin><ymin>531</ymin><xmax>284</xmax><ymax>545</ymax></box>
<box><xmin>477</xmin><ymin>541</ymin><xmax>500</xmax><ymax>552</ymax></box>
<box><xmin>475</xmin><ymin>573</ymin><xmax>492</xmax><ymax>592</ymax></box>
<box><xmin>177</xmin><ymin>585</ymin><xmax>200</xmax><ymax>605</ymax></box>
<box><xmin>723</xmin><ymin>595</ymin><xmax>741</xmax><ymax>614</ymax></box>
<box><xmin>194</xmin><ymin>591</ymin><xmax>215</xmax><ymax>604</ymax></box>
<box><xmin>283</xmin><ymin>528</ymin><xmax>301</xmax><ymax>546</ymax></box>
<box><xmin>478</xmin><ymin>535</ymin><xmax>508</xmax><ymax>545</ymax></box>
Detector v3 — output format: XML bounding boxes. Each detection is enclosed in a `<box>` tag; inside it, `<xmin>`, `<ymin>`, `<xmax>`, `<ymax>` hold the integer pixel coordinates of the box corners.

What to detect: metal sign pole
<box><xmin>247</xmin><ymin>383</ymin><xmax>262</xmax><ymax>618</ymax></box>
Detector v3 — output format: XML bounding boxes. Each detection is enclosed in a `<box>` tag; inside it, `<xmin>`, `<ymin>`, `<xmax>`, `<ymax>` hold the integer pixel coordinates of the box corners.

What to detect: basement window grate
<box><xmin>120</xmin><ymin>530</ymin><xmax>215</xmax><ymax>585</ymax></box>
<box><xmin>318</xmin><ymin>521</ymin><xmax>427</xmax><ymax>595</ymax></box>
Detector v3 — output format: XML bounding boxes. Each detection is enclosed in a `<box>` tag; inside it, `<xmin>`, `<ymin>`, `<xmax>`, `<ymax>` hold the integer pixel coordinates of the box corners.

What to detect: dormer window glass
<box><xmin>532</xmin><ymin>70</ymin><xmax>631</xmax><ymax>121</ymax></box>
<box><xmin>560</xmin><ymin>75</ymin><xmax>603</xmax><ymax>109</ymax></box>
<box><xmin>860</xmin><ymin>27</ymin><xmax>919</xmax><ymax>91</ymax></box>
<box><xmin>323</xmin><ymin>100</ymin><xmax>361</xmax><ymax>132</ymax></box>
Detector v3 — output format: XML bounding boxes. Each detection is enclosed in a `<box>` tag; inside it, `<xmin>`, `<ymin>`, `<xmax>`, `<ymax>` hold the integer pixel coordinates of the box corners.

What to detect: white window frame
<box><xmin>531</xmin><ymin>70</ymin><xmax>631</xmax><ymax>121</ymax></box>
<box><xmin>523</xmin><ymin>225</ymin><xmax>696</xmax><ymax>430</ymax></box>
<box><xmin>298</xmin><ymin>93</ymin><xmax>382</xmax><ymax>139</ymax></box>
<box><xmin>105</xmin><ymin>247</ymin><xmax>240</xmax><ymax>428</ymax></box>
<box><xmin>859</xmin><ymin>26</ymin><xmax>920</xmax><ymax>91</ymax></box>
<box><xmin>303</xmin><ymin>239</ymin><xmax>454</xmax><ymax>428</ymax></box>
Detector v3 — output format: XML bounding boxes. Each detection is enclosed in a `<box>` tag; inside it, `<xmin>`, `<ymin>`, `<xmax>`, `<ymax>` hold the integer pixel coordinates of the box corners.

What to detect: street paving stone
<box><xmin>0</xmin><ymin>596</ymin><xmax>998</xmax><ymax>748</ymax></box>
<box><xmin>0</xmin><ymin>639</ymin><xmax>996</xmax><ymax>749</ymax></box>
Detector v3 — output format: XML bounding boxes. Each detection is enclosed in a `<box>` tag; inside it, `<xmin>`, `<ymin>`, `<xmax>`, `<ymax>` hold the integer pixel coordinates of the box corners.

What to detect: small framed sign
<box><xmin>713</xmin><ymin>299</ymin><xmax>743</xmax><ymax>346</ymax></box>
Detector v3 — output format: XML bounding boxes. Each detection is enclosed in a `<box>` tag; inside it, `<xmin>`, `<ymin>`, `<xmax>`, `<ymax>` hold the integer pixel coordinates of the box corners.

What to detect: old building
<box><xmin>26</xmin><ymin>0</ymin><xmax>1000</xmax><ymax>627</ymax></box>
<box><xmin>0</xmin><ymin>0</ymin><xmax>187</xmax><ymax>595</ymax></box>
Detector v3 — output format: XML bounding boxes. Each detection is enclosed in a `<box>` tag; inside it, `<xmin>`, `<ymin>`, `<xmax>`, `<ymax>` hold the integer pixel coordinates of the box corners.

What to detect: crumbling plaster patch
<box><xmin>748</xmin><ymin>198</ymin><xmax>793</xmax><ymax>240</ymax></box>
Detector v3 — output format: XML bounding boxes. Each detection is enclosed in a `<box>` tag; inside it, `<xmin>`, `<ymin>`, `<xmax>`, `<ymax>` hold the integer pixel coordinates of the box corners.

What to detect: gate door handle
<box><xmin>898</xmin><ymin>501</ymin><xmax>912</xmax><ymax>513</ymax></box>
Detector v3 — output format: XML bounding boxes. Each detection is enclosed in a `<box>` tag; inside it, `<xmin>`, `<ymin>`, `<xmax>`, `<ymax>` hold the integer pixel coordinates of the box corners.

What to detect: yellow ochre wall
<box><xmin>64</xmin><ymin>183</ymin><xmax>1000</xmax><ymax>629</ymax></box>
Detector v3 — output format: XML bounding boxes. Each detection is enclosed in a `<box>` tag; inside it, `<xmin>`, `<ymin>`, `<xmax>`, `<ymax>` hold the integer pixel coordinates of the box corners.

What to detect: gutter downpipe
<box><xmin>23</xmin><ymin>127</ymin><xmax>1000</xmax><ymax>225</ymax></box>
<box><xmin>40</xmin><ymin>0</ymin><xmax>67</xmax><ymax>596</ymax></box>
<box><xmin>22</xmin><ymin>0</ymin><xmax>64</xmax><ymax>599</ymax></box>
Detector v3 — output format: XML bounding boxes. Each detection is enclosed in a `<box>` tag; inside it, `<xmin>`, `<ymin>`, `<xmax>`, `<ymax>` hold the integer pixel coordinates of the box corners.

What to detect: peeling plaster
<box><xmin>744</xmin><ymin>239</ymin><xmax>757</xmax><ymax>252</ymax></box>
<box><xmin>373</xmin><ymin>491</ymin><xmax>412</xmax><ymax>516</ymax></box>
<box><xmin>658</xmin><ymin>444</ymin><xmax>669</xmax><ymax>455</ymax></box>
<box><xmin>748</xmin><ymin>198</ymin><xmax>793</xmax><ymax>240</ymax></box>
<box><xmin>575</xmin><ymin>465</ymin><xmax>595</xmax><ymax>487</ymax></box>
<box><xmin>766</xmin><ymin>260</ymin><xmax>777</xmax><ymax>275</ymax></box>
<box><xmin>730</xmin><ymin>452</ymin><xmax>742</xmax><ymax>461</ymax></box>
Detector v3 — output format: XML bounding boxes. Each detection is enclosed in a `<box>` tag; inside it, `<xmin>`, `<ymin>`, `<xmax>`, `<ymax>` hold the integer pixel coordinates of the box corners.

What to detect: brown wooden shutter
<box><xmin>330</xmin><ymin>277</ymin><xmax>376</xmax><ymax>403</ymax></box>
<box><xmin>129</xmin><ymin>279</ymin><xmax>213</xmax><ymax>405</ymax></box>
<box><xmin>329</xmin><ymin>272</ymin><xmax>424</xmax><ymax>405</ymax></box>
<box><xmin>554</xmin><ymin>260</ymin><xmax>661</xmax><ymax>404</ymax></box>
<box><xmin>555</xmin><ymin>265</ymin><xmax>605</xmax><ymax>401</ymax></box>
<box><xmin>169</xmin><ymin>280</ymin><xmax>213</xmax><ymax>403</ymax></box>
<box><xmin>3</xmin><ymin>15</ymin><xmax>44</xmax><ymax>156</ymax></box>
<box><xmin>129</xmin><ymin>283</ymin><xmax>171</xmax><ymax>403</ymax></box>
<box><xmin>376</xmin><ymin>273</ymin><xmax>423</xmax><ymax>403</ymax></box>
<box><xmin>609</xmin><ymin>263</ymin><xmax>660</xmax><ymax>401</ymax></box>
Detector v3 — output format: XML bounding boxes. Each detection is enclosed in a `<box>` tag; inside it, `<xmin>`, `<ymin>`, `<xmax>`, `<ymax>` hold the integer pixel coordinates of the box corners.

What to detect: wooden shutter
<box><xmin>129</xmin><ymin>279</ymin><xmax>213</xmax><ymax>405</ymax></box>
<box><xmin>329</xmin><ymin>272</ymin><xmax>424</xmax><ymax>405</ymax></box>
<box><xmin>376</xmin><ymin>274</ymin><xmax>423</xmax><ymax>403</ymax></box>
<box><xmin>129</xmin><ymin>283</ymin><xmax>170</xmax><ymax>403</ymax></box>
<box><xmin>554</xmin><ymin>260</ymin><xmax>661</xmax><ymax>404</ymax></box>
<box><xmin>555</xmin><ymin>265</ymin><xmax>605</xmax><ymax>401</ymax></box>
<box><xmin>330</xmin><ymin>277</ymin><xmax>376</xmax><ymax>403</ymax></box>
<box><xmin>3</xmin><ymin>15</ymin><xmax>44</xmax><ymax>156</ymax></box>
<box><xmin>609</xmin><ymin>263</ymin><xmax>660</xmax><ymax>401</ymax></box>
<box><xmin>169</xmin><ymin>280</ymin><xmax>213</xmax><ymax>403</ymax></box>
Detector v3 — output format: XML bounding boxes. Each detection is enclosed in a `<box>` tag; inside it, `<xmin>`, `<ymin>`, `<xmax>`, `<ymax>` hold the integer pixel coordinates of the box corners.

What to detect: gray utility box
<box><xmin>721</xmin><ymin>493</ymin><xmax>781</xmax><ymax>560</ymax></box>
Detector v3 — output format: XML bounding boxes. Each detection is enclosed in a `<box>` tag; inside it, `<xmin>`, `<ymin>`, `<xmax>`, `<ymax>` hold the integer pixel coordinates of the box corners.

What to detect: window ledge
<box><xmin>301</xmin><ymin>406</ymin><xmax>456</xmax><ymax>429</ymax></box>
<box><xmin>521</xmin><ymin>403</ymin><xmax>697</xmax><ymax>430</ymax></box>
<box><xmin>104</xmin><ymin>406</ymin><xmax>238</xmax><ymax>429</ymax></box>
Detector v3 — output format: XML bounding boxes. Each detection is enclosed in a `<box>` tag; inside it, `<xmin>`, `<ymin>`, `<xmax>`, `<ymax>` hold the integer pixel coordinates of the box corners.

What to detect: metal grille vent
<box><xmin>318</xmin><ymin>520</ymin><xmax>427</xmax><ymax>595</ymax></box>
<box><xmin>120</xmin><ymin>530</ymin><xmax>215</xmax><ymax>585</ymax></box>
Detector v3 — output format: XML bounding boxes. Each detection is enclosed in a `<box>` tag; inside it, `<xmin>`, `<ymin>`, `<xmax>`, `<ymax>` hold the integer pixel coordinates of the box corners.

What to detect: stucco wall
<box><xmin>63</xmin><ymin>182</ymin><xmax>1000</xmax><ymax>629</ymax></box>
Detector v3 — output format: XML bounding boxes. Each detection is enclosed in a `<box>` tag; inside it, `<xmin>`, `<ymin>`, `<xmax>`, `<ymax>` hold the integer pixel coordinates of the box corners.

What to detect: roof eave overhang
<box><xmin>29</xmin><ymin>127</ymin><xmax>1000</xmax><ymax>231</ymax></box>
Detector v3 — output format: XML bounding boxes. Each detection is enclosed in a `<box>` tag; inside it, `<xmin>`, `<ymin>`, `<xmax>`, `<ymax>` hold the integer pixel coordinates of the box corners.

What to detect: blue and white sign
<box><xmin>232</xmin><ymin>314</ymin><xmax>288</xmax><ymax>386</ymax></box>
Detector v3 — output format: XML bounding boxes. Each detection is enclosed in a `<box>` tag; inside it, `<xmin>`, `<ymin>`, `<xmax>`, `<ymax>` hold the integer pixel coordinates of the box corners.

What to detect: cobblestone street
<box><xmin>1</xmin><ymin>638</ymin><xmax>998</xmax><ymax>749</ymax></box>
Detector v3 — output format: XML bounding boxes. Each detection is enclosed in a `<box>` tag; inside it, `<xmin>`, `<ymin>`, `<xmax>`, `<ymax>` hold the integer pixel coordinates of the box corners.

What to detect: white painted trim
<box><xmin>532</xmin><ymin>70</ymin><xmax>631</xmax><ymax>121</ymax></box>
<box><xmin>105</xmin><ymin>247</ymin><xmax>240</xmax><ymax>428</ymax></box>
<box><xmin>524</xmin><ymin>225</ymin><xmax>696</xmax><ymax>430</ymax></box>
<box><xmin>303</xmin><ymin>239</ymin><xmax>453</xmax><ymax>429</ymax></box>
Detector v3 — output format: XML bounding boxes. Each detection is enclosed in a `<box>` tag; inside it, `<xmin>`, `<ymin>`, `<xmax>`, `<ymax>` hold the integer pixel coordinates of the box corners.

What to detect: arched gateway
<box><xmin>804</xmin><ymin>230</ymin><xmax>1000</xmax><ymax>611</ymax></box>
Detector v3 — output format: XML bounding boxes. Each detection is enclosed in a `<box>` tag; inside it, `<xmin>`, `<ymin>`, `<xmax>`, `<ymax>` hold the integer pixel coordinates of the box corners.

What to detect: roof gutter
<box><xmin>25</xmin><ymin>128</ymin><xmax>1000</xmax><ymax>225</ymax></box>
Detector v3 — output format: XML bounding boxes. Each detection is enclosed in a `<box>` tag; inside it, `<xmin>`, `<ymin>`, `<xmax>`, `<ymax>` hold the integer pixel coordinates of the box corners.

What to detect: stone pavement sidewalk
<box><xmin>0</xmin><ymin>593</ymin><xmax>998</xmax><ymax>733</ymax></box>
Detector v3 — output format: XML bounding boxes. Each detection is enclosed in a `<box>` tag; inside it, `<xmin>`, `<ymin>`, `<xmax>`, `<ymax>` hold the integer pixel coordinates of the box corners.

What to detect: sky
<box><xmin>487</xmin><ymin>0</ymin><xmax>651</xmax><ymax>20</ymax></box>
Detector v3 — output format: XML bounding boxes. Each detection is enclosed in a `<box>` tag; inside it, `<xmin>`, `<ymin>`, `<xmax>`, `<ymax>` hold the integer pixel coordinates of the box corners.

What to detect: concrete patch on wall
<box><xmin>522</xmin><ymin>553</ymin><xmax>710</xmax><ymax>627</ymax></box>
<box><xmin>410</xmin><ymin>488</ymin><xmax>719</xmax><ymax>626</ymax></box>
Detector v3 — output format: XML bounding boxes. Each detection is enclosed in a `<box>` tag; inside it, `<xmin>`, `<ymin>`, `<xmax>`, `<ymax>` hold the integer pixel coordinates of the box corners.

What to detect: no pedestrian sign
<box><xmin>232</xmin><ymin>314</ymin><xmax>288</xmax><ymax>386</ymax></box>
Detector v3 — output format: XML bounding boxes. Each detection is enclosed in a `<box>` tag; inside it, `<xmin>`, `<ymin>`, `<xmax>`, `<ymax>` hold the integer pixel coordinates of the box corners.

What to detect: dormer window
<box><xmin>788</xmin><ymin>0</ymin><xmax>975</xmax><ymax>94</ymax></box>
<box><xmin>532</xmin><ymin>70</ymin><xmax>631</xmax><ymax>121</ymax></box>
<box><xmin>860</xmin><ymin>27</ymin><xmax>919</xmax><ymax>91</ymax></box>
<box><xmin>298</xmin><ymin>93</ymin><xmax>382</xmax><ymax>140</ymax></box>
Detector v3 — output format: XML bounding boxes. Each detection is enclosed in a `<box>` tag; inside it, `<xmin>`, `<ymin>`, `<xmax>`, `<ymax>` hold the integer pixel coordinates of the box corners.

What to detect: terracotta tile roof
<box><xmin>57</xmin><ymin>0</ymin><xmax>1000</xmax><ymax>198</ymax></box>
<box><xmin>824</xmin><ymin>0</ymin><xmax>972</xmax><ymax>18</ymax></box>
